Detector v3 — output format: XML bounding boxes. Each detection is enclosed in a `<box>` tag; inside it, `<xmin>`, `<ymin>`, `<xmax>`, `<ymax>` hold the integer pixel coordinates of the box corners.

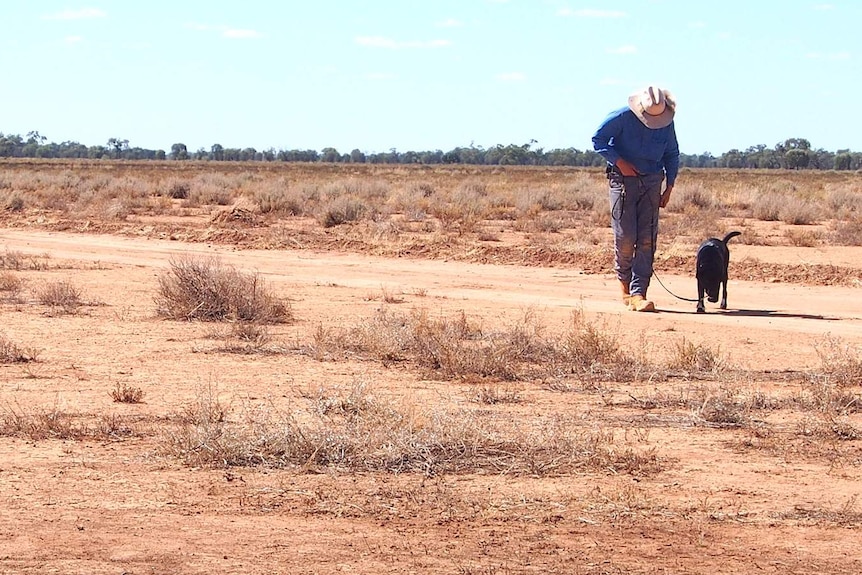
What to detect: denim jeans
<box><xmin>608</xmin><ymin>171</ymin><xmax>664</xmax><ymax>297</ymax></box>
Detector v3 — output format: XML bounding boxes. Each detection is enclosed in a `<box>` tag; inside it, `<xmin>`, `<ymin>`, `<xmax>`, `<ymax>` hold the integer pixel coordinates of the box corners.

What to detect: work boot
<box><xmin>619</xmin><ymin>280</ymin><xmax>631</xmax><ymax>307</ymax></box>
<box><xmin>628</xmin><ymin>294</ymin><xmax>656</xmax><ymax>312</ymax></box>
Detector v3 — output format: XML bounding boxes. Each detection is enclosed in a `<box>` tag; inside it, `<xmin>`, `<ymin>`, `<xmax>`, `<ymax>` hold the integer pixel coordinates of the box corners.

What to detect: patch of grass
<box><xmin>155</xmin><ymin>255</ymin><xmax>292</xmax><ymax>323</ymax></box>
<box><xmin>467</xmin><ymin>382</ymin><xmax>524</xmax><ymax>404</ymax></box>
<box><xmin>0</xmin><ymin>250</ymin><xmax>50</xmax><ymax>271</ymax></box>
<box><xmin>0</xmin><ymin>405</ymin><xmax>142</xmax><ymax>441</ymax></box>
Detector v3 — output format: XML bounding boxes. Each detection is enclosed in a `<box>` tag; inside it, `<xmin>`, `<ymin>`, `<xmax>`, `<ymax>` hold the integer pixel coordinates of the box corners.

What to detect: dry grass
<box><xmin>155</xmin><ymin>255</ymin><xmax>292</xmax><ymax>323</ymax></box>
<box><xmin>0</xmin><ymin>404</ymin><xmax>142</xmax><ymax>441</ymax></box>
<box><xmin>163</xmin><ymin>382</ymin><xmax>663</xmax><ymax>476</ymax></box>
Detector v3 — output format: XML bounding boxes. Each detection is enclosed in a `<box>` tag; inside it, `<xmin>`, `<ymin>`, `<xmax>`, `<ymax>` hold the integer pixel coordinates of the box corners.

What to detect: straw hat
<box><xmin>628</xmin><ymin>86</ymin><xmax>676</xmax><ymax>129</ymax></box>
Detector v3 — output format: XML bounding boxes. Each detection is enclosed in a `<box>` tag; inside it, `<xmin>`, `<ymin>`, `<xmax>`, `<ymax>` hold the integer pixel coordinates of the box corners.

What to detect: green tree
<box><xmin>785</xmin><ymin>149</ymin><xmax>810</xmax><ymax>170</ymax></box>
<box><xmin>170</xmin><ymin>143</ymin><xmax>189</xmax><ymax>160</ymax></box>
<box><xmin>210</xmin><ymin>143</ymin><xmax>224</xmax><ymax>161</ymax></box>
<box><xmin>834</xmin><ymin>153</ymin><xmax>852</xmax><ymax>170</ymax></box>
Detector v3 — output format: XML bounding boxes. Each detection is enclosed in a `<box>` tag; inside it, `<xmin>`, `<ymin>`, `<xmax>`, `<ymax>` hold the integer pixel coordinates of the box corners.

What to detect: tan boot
<box><xmin>628</xmin><ymin>294</ymin><xmax>656</xmax><ymax>312</ymax></box>
<box><xmin>619</xmin><ymin>280</ymin><xmax>631</xmax><ymax>307</ymax></box>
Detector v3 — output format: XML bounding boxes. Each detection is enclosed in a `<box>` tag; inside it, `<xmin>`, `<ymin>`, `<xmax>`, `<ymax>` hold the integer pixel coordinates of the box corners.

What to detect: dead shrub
<box><xmin>829</xmin><ymin>219</ymin><xmax>862</xmax><ymax>246</ymax></box>
<box><xmin>779</xmin><ymin>197</ymin><xmax>819</xmax><ymax>225</ymax></box>
<box><xmin>110</xmin><ymin>382</ymin><xmax>145</xmax><ymax>404</ymax></box>
<box><xmin>0</xmin><ymin>271</ymin><xmax>24</xmax><ymax>302</ymax></box>
<box><xmin>36</xmin><ymin>280</ymin><xmax>82</xmax><ymax>313</ymax></box>
<box><xmin>253</xmin><ymin>181</ymin><xmax>306</xmax><ymax>215</ymax></box>
<box><xmin>692</xmin><ymin>389</ymin><xmax>749</xmax><ymax>427</ymax></box>
<box><xmin>155</xmin><ymin>255</ymin><xmax>291</xmax><ymax>323</ymax></box>
<box><xmin>669</xmin><ymin>182</ymin><xmax>714</xmax><ymax>213</ymax></box>
<box><xmin>751</xmin><ymin>192</ymin><xmax>783</xmax><ymax>221</ymax></box>
<box><xmin>0</xmin><ymin>333</ymin><xmax>39</xmax><ymax>363</ymax></box>
<box><xmin>4</xmin><ymin>192</ymin><xmax>25</xmax><ymax>212</ymax></box>
<box><xmin>814</xmin><ymin>335</ymin><xmax>862</xmax><ymax>387</ymax></box>
<box><xmin>668</xmin><ymin>338</ymin><xmax>724</xmax><ymax>373</ymax></box>
<box><xmin>165</xmin><ymin>179</ymin><xmax>190</xmax><ymax>199</ymax></box>
<box><xmin>785</xmin><ymin>228</ymin><xmax>821</xmax><ymax>247</ymax></box>
<box><xmin>316</xmin><ymin>195</ymin><xmax>368</xmax><ymax>227</ymax></box>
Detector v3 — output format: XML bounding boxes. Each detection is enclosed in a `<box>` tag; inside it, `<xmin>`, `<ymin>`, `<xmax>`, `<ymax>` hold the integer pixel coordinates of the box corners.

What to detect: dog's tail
<box><xmin>722</xmin><ymin>231</ymin><xmax>741</xmax><ymax>244</ymax></box>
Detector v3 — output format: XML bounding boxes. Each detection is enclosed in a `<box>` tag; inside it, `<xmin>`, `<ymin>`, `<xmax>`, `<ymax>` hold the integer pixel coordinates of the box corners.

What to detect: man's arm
<box><xmin>593</xmin><ymin>109</ymin><xmax>638</xmax><ymax>175</ymax></box>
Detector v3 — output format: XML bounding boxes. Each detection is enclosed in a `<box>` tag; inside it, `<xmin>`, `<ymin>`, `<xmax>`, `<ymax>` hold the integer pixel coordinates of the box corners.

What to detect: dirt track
<box><xmin>2</xmin><ymin>227</ymin><xmax>861</xmax><ymax>574</ymax></box>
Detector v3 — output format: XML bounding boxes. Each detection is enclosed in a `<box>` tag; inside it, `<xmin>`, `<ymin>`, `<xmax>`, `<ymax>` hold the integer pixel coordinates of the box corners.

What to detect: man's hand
<box><xmin>660</xmin><ymin>185</ymin><xmax>673</xmax><ymax>208</ymax></box>
<box><xmin>615</xmin><ymin>158</ymin><xmax>639</xmax><ymax>177</ymax></box>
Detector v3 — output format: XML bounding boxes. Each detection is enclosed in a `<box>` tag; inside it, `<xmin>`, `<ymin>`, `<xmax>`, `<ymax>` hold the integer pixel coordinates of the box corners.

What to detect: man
<box><xmin>592</xmin><ymin>85</ymin><xmax>679</xmax><ymax>312</ymax></box>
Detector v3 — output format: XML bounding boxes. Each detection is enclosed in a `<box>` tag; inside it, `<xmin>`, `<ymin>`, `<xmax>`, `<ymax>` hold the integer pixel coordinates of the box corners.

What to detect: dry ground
<box><xmin>1</xmin><ymin>161</ymin><xmax>861</xmax><ymax>574</ymax></box>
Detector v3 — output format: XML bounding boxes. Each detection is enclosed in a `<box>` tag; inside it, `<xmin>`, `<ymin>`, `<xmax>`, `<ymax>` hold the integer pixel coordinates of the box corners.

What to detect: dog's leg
<box><xmin>697</xmin><ymin>279</ymin><xmax>706</xmax><ymax>313</ymax></box>
<box><xmin>720</xmin><ymin>278</ymin><xmax>728</xmax><ymax>309</ymax></box>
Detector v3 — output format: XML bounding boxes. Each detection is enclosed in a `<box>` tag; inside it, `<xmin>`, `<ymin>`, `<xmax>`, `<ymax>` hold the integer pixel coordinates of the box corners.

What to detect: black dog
<box><xmin>696</xmin><ymin>231</ymin><xmax>741</xmax><ymax>313</ymax></box>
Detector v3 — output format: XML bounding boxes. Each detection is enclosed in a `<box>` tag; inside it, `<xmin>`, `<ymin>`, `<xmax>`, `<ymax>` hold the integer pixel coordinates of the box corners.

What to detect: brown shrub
<box><xmin>155</xmin><ymin>255</ymin><xmax>291</xmax><ymax>323</ymax></box>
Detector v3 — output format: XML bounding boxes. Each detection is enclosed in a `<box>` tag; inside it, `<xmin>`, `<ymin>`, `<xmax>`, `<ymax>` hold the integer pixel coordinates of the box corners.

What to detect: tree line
<box><xmin>2</xmin><ymin>131</ymin><xmax>860</xmax><ymax>171</ymax></box>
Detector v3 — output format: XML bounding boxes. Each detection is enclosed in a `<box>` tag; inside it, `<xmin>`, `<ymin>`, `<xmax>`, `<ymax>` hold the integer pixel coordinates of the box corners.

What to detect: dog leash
<box><xmin>652</xmin><ymin>269</ymin><xmax>699</xmax><ymax>302</ymax></box>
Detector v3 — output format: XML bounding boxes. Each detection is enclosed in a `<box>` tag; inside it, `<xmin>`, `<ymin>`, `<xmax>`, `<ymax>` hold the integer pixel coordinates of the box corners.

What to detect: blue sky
<box><xmin>1</xmin><ymin>1</ymin><xmax>859</xmax><ymax>155</ymax></box>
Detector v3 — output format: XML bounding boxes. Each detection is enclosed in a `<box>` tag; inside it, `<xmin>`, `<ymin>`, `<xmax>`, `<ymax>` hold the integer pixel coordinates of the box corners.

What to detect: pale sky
<box><xmin>1</xmin><ymin>1</ymin><xmax>858</xmax><ymax>155</ymax></box>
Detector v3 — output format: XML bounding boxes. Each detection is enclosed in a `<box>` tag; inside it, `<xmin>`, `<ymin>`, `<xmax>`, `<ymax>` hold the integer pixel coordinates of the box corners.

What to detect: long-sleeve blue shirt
<box><xmin>592</xmin><ymin>107</ymin><xmax>680</xmax><ymax>187</ymax></box>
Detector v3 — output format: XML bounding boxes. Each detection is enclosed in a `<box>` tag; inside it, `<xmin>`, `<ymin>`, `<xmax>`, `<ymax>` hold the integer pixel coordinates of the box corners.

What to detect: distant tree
<box><xmin>320</xmin><ymin>147</ymin><xmax>340</xmax><ymax>162</ymax></box>
<box><xmin>210</xmin><ymin>143</ymin><xmax>224</xmax><ymax>161</ymax></box>
<box><xmin>107</xmin><ymin>137</ymin><xmax>129</xmax><ymax>159</ymax></box>
<box><xmin>88</xmin><ymin>145</ymin><xmax>108</xmax><ymax>159</ymax></box>
<box><xmin>785</xmin><ymin>149</ymin><xmax>810</xmax><ymax>170</ymax></box>
<box><xmin>349</xmin><ymin>148</ymin><xmax>366</xmax><ymax>163</ymax></box>
<box><xmin>834</xmin><ymin>153</ymin><xmax>852</xmax><ymax>170</ymax></box>
<box><xmin>26</xmin><ymin>131</ymin><xmax>47</xmax><ymax>145</ymax></box>
<box><xmin>170</xmin><ymin>143</ymin><xmax>188</xmax><ymax>160</ymax></box>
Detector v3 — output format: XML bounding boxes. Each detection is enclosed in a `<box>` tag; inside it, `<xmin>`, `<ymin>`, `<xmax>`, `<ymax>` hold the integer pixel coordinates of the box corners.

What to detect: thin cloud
<box><xmin>437</xmin><ymin>18</ymin><xmax>464</xmax><ymax>28</ymax></box>
<box><xmin>355</xmin><ymin>36</ymin><xmax>451</xmax><ymax>49</ymax></box>
<box><xmin>688</xmin><ymin>21</ymin><xmax>706</xmax><ymax>29</ymax></box>
<box><xmin>223</xmin><ymin>29</ymin><xmax>263</xmax><ymax>39</ymax></box>
<box><xmin>497</xmin><ymin>72</ymin><xmax>526</xmax><ymax>81</ymax></box>
<box><xmin>43</xmin><ymin>7</ymin><xmax>106</xmax><ymax>20</ymax></box>
<box><xmin>188</xmin><ymin>23</ymin><xmax>263</xmax><ymax>39</ymax></box>
<box><xmin>607</xmin><ymin>45</ymin><xmax>637</xmax><ymax>55</ymax></box>
<box><xmin>366</xmin><ymin>72</ymin><xmax>396</xmax><ymax>80</ymax></box>
<box><xmin>558</xmin><ymin>8</ymin><xmax>627</xmax><ymax>18</ymax></box>
<box><xmin>813</xmin><ymin>3</ymin><xmax>834</xmax><ymax>9</ymax></box>
<box><xmin>806</xmin><ymin>51</ymin><xmax>851</xmax><ymax>60</ymax></box>
<box><xmin>65</xmin><ymin>35</ymin><xmax>84</xmax><ymax>44</ymax></box>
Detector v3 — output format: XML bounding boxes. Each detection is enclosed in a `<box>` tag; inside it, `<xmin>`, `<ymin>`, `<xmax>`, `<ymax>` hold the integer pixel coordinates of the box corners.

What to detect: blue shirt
<box><xmin>592</xmin><ymin>107</ymin><xmax>680</xmax><ymax>187</ymax></box>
